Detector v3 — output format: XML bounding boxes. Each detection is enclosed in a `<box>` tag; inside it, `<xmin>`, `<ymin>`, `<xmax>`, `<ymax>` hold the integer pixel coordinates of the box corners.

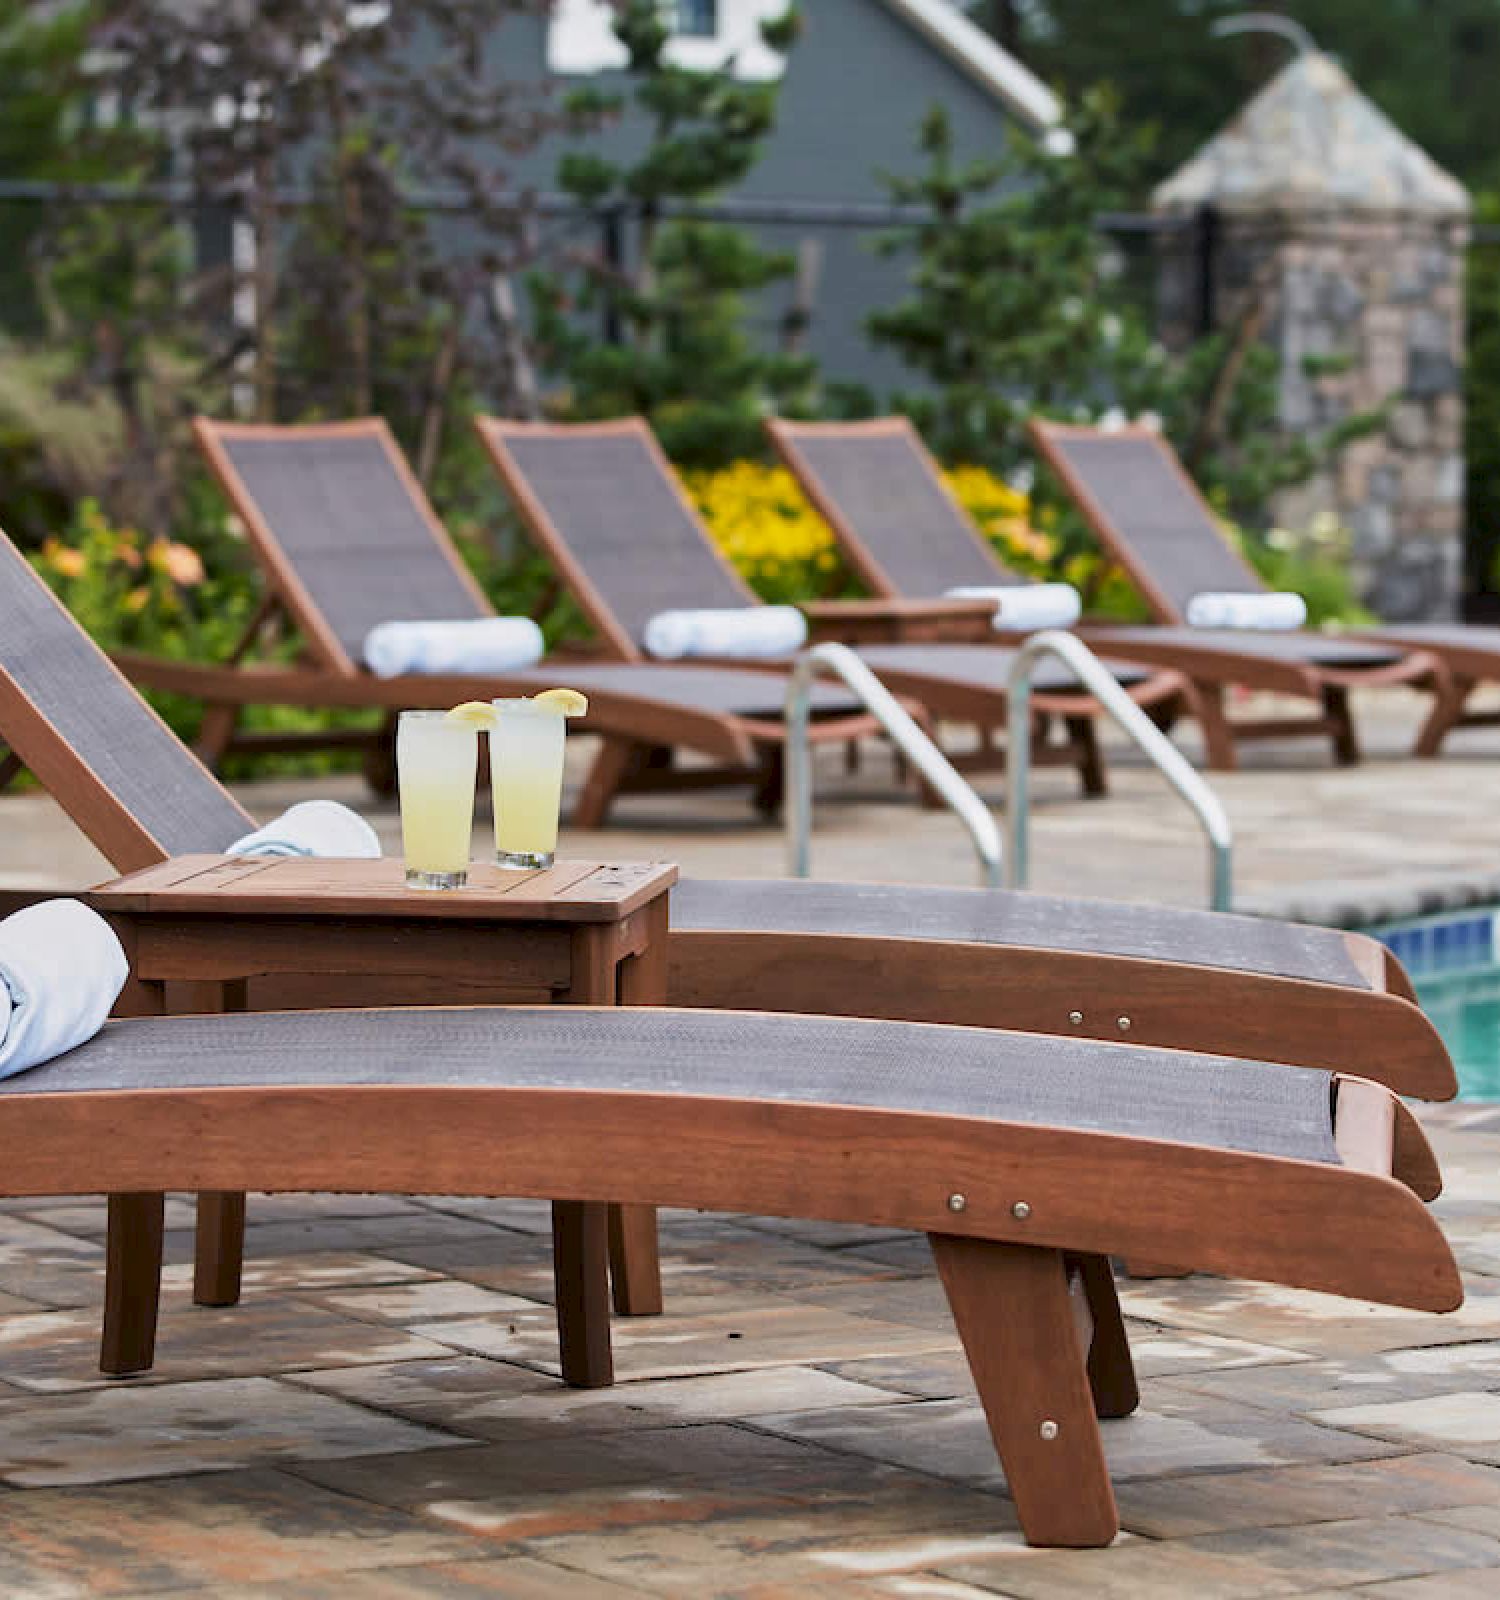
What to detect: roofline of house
<box><xmin>879</xmin><ymin>0</ymin><xmax>1060</xmax><ymax>130</ymax></box>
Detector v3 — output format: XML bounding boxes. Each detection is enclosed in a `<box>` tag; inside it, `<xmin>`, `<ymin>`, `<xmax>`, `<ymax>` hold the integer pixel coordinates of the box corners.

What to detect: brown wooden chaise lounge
<box><xmin>0</xmin><ymin>521</ymin><xmax>1459</xmax><ymax>1330</ymax></box>
<box><xmin>9</xmin><ymin>500</ymin><xmax>1446</xmax><ymax>1092</ymax></box>
<box><xmin>121</xmin><ymin>417</ymin><xmax>889</xmax><ymax>824</ymax></box>
<box><xmin>0</xmin><ymin>997</ymin><xmax>1459</xmax><ymax>1548</ymax></box>
<box><xmin>474</xmin><ymin>415</ymin><xmax>1187</xmax><ymax>798</ymax></box>
<box><xmin>0</xmin><ymin>509</ymin><xmax>1453</xmax><ymax>1094</ymax></box>
<box><xmin>1025</xmin><ymin>419</ymin><xmax>1444</xmax><ymax>768</ymax></box>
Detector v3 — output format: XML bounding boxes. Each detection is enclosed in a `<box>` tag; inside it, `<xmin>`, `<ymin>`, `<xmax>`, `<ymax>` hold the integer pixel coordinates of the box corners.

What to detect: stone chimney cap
<box><xmin>1153</xmin><ymin>51</ymin><xmax>1470</xmax><ymax>217</ymax></box>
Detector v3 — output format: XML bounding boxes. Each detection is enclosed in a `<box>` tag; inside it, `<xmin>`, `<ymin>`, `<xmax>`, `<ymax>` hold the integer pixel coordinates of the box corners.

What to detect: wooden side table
<box><xmin>86</xmin><ymin>854</ymin><xmax>678</xmax><ymax>1389</ymax></box>
<box><xmin>800</xmin><ymin>597</ymin><xmax>998</xmax><ymax>646</ymax></box>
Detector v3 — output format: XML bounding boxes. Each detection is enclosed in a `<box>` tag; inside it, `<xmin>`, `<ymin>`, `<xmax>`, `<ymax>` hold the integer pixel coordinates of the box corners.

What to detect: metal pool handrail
<box><xmin>1006</xmin><ymin>630</ymin><xmax>1233</xmax><ymax>911</ymax></box>
<box><xmin>784</xmin><ymin>642</ymin><xmax>1002</xmax><ymax>887</ymax></box>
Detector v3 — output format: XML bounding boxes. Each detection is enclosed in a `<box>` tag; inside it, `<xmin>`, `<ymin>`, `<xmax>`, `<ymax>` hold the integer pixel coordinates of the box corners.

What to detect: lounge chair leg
<box><xmin>552</xmin><ymin>1200</ymin><xmax>615</xmax><ymax>1388</ymax></box>
<box><xmin>752</xmin><ymin>747</ymin><xmax>783</xmax><ymax>819</ymax></box>
<box><xmin>1066</xmin><ymin>716</ymin><xmax>1108</xmax><ymax>798</ymax></box>
<box><xmin>101</xmin><ymin>1192</ymin><xmax>165</xmax><ymax>1377</ymax></box>
<box><xmin>608</xmin><ymin>902</ymin><xmax>666</xmax><ymax>1317</ymax></box>
<box><xmin>1322</xmin><ymin>685</ymin><xmax>1360</xmax><ymax>766</ymax></box>
<box><xmin>1069</xmin><ymin>1253</ymin><xmax>1139</xmax><ymax>1419</ymax></box>
<box><xmin>362</xmin><ymin>715</ymin><xmax>398</xmax><ymax>797</ymax></box>
<box><xmin>1195</xmin><ymin>685</ymin><xmax>1238</xmax><ymax>770</ymax></box>
<box><xmin>608</xmin><ymin>1204</ymin><xmax>663</xmax><ymax>1316</ymax></box>
<box><xmin>1414</xmin><ymin>673</ymin><xmax>1472</xmax><ymax>758</ymax></box>
<box><xmin>573</xmin><ymin>736</ymin><xmax>637</xmax><ymax>829</ymax></box>
<box><xmin>194</xmin><ymin>704</ymin><xmax>240</xmax><ymax>771</ymax></box>
<box><xmin>930</xmin><ymin>1234</ymin><xmax>1118</xmax><ymax>1547</ymax></box>
<box><xmin>194</xmin><ymin>1193</ymin><xmax>247</xmax><ymax>1306</ymax></box>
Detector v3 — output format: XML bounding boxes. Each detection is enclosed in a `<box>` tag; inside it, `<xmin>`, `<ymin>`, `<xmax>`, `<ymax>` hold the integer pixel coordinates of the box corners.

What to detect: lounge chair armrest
<box><xmin>800</xmin><ymin>597</ymin><xmax>997</xmax><ymax>645</ymax></box>
<box><xmin>1335</xmin><ymin>1074</ymin><xmax>1442</xmax><ymax>1201</ymax></box>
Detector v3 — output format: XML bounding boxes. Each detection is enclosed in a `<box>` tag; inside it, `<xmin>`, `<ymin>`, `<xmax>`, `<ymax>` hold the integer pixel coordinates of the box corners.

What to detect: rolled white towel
<box><xmin>362</xmin><ymin>616</ymin><xmax>545</xmax><ymax>679</ymax></box>
<box><xmin>643</xmin><ymin>605</ymin><xmax>808</xmax><ymax>661</ymax></box>
<box><xmin>946</xmin><ymin>583</ymin><xmax>1082</xmax><ymax>632</ymax></box>
<box><xmin>0</xmin><ymin>901</ymin><xmax>128</xmax><ymax>1081</ymax></box>
<box><xmin>227</xmin><ymin>799</ymin><xmax>382</xmax><ymax>860</ymax></box>
<box><xmin>1186</xmin><ymin>591</ymin><xmax>1307</xmax><ymax>631</ymax></box>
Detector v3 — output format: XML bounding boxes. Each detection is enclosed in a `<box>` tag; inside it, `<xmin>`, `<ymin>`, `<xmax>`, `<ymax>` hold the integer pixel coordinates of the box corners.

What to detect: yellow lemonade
<box><xmin>397</xmin><ymin>712</ymin><xmax>477</xmax><ymax>888</ymax></box>
<box><xmin>491</xmin><ymin>699</ymin><xmax>566</xmax><ymax>868</ymax></box>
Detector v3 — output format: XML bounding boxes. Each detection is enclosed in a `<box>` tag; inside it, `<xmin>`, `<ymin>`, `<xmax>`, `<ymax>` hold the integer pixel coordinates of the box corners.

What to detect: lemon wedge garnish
<box><xmin>533</xmin><ymin>687</ymin><xmax>589</xmax><ymax>718</ymax></box>
<box><xmin>444</xmin><ymin>700</ymin><xmax>498</xmax><ymax>730</ymax></box>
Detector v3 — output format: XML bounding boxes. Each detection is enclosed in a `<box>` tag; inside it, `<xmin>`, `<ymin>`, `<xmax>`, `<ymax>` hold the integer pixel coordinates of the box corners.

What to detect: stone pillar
<box><xmin>1153</xmin><ymin>51</ymin><xmax>1470</xmax><ymax>620</ymax></box>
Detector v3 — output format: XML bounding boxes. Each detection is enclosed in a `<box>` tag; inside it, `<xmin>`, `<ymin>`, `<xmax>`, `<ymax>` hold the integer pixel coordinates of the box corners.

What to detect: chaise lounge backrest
<box><xmin>1027</xmin><ymin>419</ymin><xmax>1267</xmax><ymax>622</ymax></box>
<box><xmin>194</xmin><ymin>417</ymin><xmax>493</xmax><ymax>675</ymax></box>
<box><xmin>0</xmin><ymin>530</ymin><xmax>253</xmax><ymax>869</ymax></box>
<box><xmin>475</xmin><ymin>416</ymin><xmax>760</xmax><ymax>661</ymax></box>
<box><xmin>766</xmin><ymin>416</ymin><xmax>1018</xmax><ymax>596</ymax></box>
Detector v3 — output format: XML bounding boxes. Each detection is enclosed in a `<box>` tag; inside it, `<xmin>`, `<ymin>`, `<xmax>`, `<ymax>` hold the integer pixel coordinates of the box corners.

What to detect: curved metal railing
<box><xmin>784</xmin><ymin>642</ymin><xmax>1001</xmax><ymax>887</ymax></box>
<box><xmin>1006</xmin><ymin>631</ymin><xmax>1233</xmax><ymax>911</ymax></box>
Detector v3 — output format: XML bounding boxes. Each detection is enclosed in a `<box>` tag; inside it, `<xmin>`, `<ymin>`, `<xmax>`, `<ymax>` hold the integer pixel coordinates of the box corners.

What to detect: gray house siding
<box><xmin>463</xmin><ymin>0</ymin><xmax>1023</xmax><ymax>398</ymax></box>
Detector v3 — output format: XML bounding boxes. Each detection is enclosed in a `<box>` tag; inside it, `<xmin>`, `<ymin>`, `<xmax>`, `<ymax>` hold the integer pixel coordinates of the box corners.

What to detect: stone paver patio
<box><xmin>2</xmin><ymin>685</ymin><xmax>1500</xmax><ymax>1594</ymax></box>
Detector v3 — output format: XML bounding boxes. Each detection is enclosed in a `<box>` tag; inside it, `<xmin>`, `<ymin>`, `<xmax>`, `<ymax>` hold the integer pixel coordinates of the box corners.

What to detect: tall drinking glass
<box><xmin>397</xmin><ymin>711</ymin><xmax>478</xmax><ymax>889</ymax></box>
<box><xmin>491</xmin><ymin>699</ymin><xmax>566</xmax><ymax>870</ymax></box>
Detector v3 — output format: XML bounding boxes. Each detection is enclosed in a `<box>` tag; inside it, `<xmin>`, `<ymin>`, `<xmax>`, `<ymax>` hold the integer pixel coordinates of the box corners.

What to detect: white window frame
<box><xmin>547</xmin><ymin>0</ymin><xmax>789</xmax><ymax>82</ymax></box>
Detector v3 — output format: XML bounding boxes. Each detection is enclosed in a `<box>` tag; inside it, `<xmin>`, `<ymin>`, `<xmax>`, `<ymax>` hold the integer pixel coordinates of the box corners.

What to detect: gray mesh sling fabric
<box><xmin>218</xmin><ymin>433</ymin><xmax>487</xmax><ymax>664</ymax></box>
<box><xmin>554</xmin><ymin>664</ymin><xmax>856</xmax><ymax>718</ymax></box>
<box><xmin>673</xmin><ymin>879</ymin><xmax>1369</xmax><ymax>989</ymax></box>
<box><xmin>854</xmin><ymin>642</ymin><xmax>1147</xmax><ymax>694</ymax></box>
<box><xmin>500</xmin><ymin>432</ymin><xmax>753</xmax><ymax>650</ymax></box>
<box><xmin>4</xmin><ymin>1006</ymin><xmax>1343</xmax><ymax>1166</ymax></box>
<box><xmin>788</xmin><ymin>431</ymin><xmax>1013</xmax><ymax>594</ymax></box>
<box><xmin>0</xmin><ymin>533</ymin><xmax>252</xmax><ymax>856</ymax></box>
<box><xmin>1089</xmin><ymin>625</ymin><xmax>1403</xmax><ymax>670</ymax></box>
<box><xmin>1043</xmin><ymin>433</ymin><xmax>1263</xmax><ymax>616</ymax></box>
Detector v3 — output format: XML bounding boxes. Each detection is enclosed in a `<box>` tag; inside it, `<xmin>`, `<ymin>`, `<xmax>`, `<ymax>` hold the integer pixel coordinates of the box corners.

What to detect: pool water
<box><xmin>1375</xmin><ymin>907</ymin><xmax>1500</xmax><ymax>1100</ymax></box>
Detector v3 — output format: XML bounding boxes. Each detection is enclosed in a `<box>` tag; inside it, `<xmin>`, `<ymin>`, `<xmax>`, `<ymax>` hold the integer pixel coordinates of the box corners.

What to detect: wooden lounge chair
<box><xmin>1340</xmin><ymin>625</ymin><xmax>1500</xmax><ymax>757</ymax></box>
<box><xmin>122</xmin><ymin>416</ymin><xmax>891</xmax><ymax>824</ymax></box>
<box><xmin>0</xmin><ymin>1000</ymin><xmax>1459</xmax><ymax>1547</ymax></box>
<box><xmin>0</xmin><ymin>514</ymin><xmax>1458</xmax><ymax>1345</ymax></box>
<box><xmin>474</xmin><ymin>414</ymin><xmax>1187</xmax><ymax>798</ymax></box>
<box><xmin>0</xmin><ymin>512</ymin><xmax>1454</xmax><ymax>1091</ymax></box>
<box><xmin>1025</xmin><ymin>419</ymin><xmax>1444</xmax><ymax>768</ymax></box>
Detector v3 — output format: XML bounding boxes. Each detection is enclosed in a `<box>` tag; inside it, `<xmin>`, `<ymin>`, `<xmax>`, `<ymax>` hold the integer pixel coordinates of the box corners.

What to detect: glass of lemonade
<box><xmin>491</xmin><ymin>698</ymin><xmax>566</xmax><ymax>870</ymax></box>
<box><xmin>397</xmin><ymin>711</ymin><xmax>478</xmax><ymax>889</ymax></box>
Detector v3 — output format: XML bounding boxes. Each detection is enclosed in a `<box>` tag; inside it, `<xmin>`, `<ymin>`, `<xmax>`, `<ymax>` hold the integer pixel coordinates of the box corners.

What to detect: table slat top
<box><xmin>88</xmin><ymin>856</ymin><xmax>677</xmax><ymax>922</ymax></box>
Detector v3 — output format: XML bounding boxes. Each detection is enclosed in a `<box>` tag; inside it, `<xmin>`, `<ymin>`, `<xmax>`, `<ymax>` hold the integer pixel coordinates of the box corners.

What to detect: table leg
<box><xmin>175</xmin><ymin>980</ymin><xmax>251</xmax><ymax>1307</ymax></box>
<box><xmin>100</xmin><ymin>944</ymin><xmax>167</xmax><ymax>1376</ymax></box>
<box><xmin>553</xmin><ymin>925</ymin><xmax>627</xmax><ymax>1383</ymax></box>
<box><xmin>610</xmin><ymin>898</ymin><xmax>667</xmax><ymax>1316</ymax></box>
<box><xmin>101</xmin><ymin>1194</ymin><xmax>165</xmax><ymax>1377</ymax></box>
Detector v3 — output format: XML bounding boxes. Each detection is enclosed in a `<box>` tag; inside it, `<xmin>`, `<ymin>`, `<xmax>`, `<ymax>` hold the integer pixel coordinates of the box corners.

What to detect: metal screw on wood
<box><xmin>1039</xmin><ymin>1419</ymin><xmax>1059</xmax><ymax>1441</ymax></box>
<box><xmin>947</xmin><ymin>1193</ymin><xmax>967</xmax><ymax>1213</ymax></box>
<box><xmin>1068</xmin><ymin>1010</ymin><xmax>1083</xmax><ymax>1025</ymax></box>
<box><xmin>1011</xmin><ymin>1201</ymin><xmax>1031</xmax><ymax>1220</ymax></box>
<box><xmin>1116</xmin><ymin>1015</ymin><xmax>1132</xmax><ymax>1032</ymax></box>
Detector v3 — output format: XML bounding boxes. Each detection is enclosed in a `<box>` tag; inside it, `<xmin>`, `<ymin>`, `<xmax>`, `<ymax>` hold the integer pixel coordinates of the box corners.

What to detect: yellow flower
<box><xmin>123</xmin><ymin>586</ymin><xmax>150</xmax><ymax>614</ymax></box>
<box><xmin>44</xmin><ymin>541</ymin><xmax>87</xmax><ymax>580</ymax></box>
<box><xmin>148</xmin><ymin>539</ymin><xmax>206</xmax><ymax>587</ymax></box>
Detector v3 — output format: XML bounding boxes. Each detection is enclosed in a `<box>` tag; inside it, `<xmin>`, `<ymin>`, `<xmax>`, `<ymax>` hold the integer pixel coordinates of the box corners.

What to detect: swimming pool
<box><xmin>1375</xmin><ymin>906</ymin><xmax>1500</xmax><ymax>1100</ymax></box>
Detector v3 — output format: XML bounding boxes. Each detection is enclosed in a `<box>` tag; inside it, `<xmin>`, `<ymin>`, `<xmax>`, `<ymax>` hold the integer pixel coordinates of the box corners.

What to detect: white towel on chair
<box><xmin>0</xmin><ymin>901</ymin><xmax>128</xmax><ymax>1080</ymax></box>
<box><xmin>226</xmin><ymin>799</ymin><xmax>382</xmax><ymax>860</ymax></box>
<box><xmin>946</xmin><ymin>583</ymin><xmax>1082</xmax><ymax>631</ymax></box>
<box><xmin>362</xmin><ymin>616</ymin><xmax>545</xmax><ymax>678</ymax></box>
<box><xmin>1186</xmin><ymin>591</ymin><xmax>1307</xmax><ymax>631</ymax></box>
<box><xmin>643</xmin><ymin>606</ymin><xmax>808</xmax><ymax>661</ymax></box>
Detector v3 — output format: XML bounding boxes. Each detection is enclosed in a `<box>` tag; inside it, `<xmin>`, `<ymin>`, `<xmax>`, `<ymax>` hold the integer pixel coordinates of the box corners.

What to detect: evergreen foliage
<box><xmin>528</xmin><ymin>0</ymin><xmax>813</xmax><ymax>466</ymax></box>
